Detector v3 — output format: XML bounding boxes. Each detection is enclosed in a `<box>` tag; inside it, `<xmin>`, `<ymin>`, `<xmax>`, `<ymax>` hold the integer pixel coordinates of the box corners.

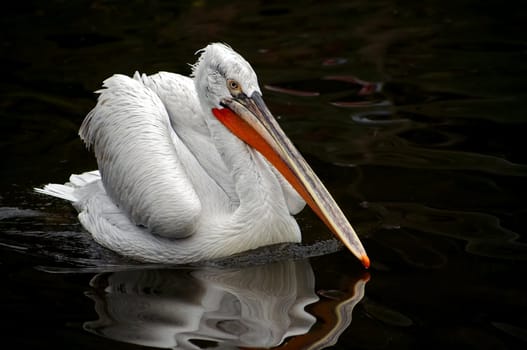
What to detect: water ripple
<box><xmin>363</xmin><ymin>201</ymin><xmax>527</xmax><ymax>261</ymax></box>
<box><xmin>357</xmin><ymin>145</ymin><xmax>527</xmax><ymax>176</ymax></box>
<box><xmin>350</xmin><ymin>109</ymin><xmax>410</xmax><ymax>125</ymax></box>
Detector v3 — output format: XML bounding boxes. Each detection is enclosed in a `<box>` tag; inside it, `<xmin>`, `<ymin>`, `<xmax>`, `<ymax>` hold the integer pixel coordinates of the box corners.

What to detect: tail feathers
<box><xmin>35</xmin><ymin>170</ymin><xmax>101</xmax><ymax>202</ymax></box>
<box><xmin>69</xmin><ymin>170</ymin><xmax>100</xmax><ymax>187</ymax></box>
<box><xmin>35</xmin><ymin>184</ymin><xmax>77</xmax><ymax>202</ymax></box>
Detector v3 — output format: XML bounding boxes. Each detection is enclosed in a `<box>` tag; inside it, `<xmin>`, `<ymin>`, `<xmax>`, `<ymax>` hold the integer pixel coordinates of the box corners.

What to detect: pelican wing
<box><xmin>138</xmin><ymin>72</ymin><xmax>239</xmax><ymax>207</ymax></box>
<box><xmin>80</xmin><ymin>74</ymin><xmax>203</xmax><ymax>238</ymax></box>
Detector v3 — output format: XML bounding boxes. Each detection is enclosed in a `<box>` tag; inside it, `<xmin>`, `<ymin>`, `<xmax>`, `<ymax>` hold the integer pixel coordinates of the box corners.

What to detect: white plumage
<box><xmin>38</xmin><ymin>44</ymin><xmax>305</xmax><ymax>263</ymax></box>
<box><xmin>37</xmin><ymin>43</ymin><xmax>369</xmax><ymax>267</ymax></box>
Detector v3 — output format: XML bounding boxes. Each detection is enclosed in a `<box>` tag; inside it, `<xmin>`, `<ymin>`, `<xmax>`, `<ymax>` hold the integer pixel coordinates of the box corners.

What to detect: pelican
<box><xmin>36</xmin><ymin>43</ymin><xmax>369</xmax><ymax>268</ymax></box>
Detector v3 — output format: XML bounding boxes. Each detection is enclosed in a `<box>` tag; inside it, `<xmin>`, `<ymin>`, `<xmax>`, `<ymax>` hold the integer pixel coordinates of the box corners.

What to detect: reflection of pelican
<box><xmin>84</xmin><ymin>260</ymin><xmax>368</xmax><ymax>349</ymax></box>
<box><xmin>36</xmin><ymin>43</ymin><xmax>368</xmax><ymax>267</ymax></box>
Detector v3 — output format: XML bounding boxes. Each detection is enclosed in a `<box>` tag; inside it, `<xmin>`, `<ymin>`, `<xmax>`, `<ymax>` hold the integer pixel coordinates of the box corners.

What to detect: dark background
<box><xmin>1</xmin><ymin>1</ymin><xmax>526</xmax><ymax>349</ymax></box>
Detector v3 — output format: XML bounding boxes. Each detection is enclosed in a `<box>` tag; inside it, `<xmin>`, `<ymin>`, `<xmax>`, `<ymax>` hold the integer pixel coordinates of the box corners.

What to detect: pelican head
<box><xmin>192</xmin><ymin>43</ymin><xmax>261</xmax><ymax>110</ymax></box>
<box><xmin>192</xmin><ymin>43</ymin><xmax>370</xmax><ymax>268</ymax></box>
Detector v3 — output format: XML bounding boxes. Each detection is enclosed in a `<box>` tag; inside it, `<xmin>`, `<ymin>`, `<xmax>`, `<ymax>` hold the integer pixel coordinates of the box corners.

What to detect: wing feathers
<box><xmin>81</xmin><ymin>74</ymin><xmax>201</xmax><ymax>238</ymax></box>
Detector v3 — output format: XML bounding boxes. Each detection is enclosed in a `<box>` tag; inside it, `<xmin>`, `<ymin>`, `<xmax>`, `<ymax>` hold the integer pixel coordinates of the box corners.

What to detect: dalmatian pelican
<box><xmin>36</xmin><ymin>43</ymin><xmax>369</xmax><ymax>268</ymax></box>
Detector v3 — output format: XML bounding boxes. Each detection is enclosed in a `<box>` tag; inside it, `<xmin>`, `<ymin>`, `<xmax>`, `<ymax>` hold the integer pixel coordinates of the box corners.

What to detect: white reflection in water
<box><xmin>84</xmin><ymin>259</ymin><xmax>368</xmax><ymax>349</ymax></box>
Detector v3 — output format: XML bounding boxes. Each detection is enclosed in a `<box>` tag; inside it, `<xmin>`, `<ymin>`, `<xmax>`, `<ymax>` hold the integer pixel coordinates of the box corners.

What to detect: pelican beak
<box><xmin>212</xmin><ymin>91</ymin><xmax>370</xmax><ymax>268</ymax></box>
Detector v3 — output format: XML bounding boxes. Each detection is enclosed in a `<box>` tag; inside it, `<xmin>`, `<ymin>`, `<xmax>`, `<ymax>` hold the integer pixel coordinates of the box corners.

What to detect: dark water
<box><xmin>1</xmin><ymin>1</ymin><xmax>527</xmax><ymax>349</ymax></box>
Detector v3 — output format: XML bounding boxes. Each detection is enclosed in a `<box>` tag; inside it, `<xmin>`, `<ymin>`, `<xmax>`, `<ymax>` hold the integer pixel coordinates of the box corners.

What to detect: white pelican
<box><xmin>36</xmin><ymin>43</ymin><xmax>369</xmax><ymax>268</ymax></box>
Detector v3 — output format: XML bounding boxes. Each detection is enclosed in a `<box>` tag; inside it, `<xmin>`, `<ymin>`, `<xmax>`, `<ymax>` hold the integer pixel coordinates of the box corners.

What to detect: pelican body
<box><xmin>37</xmin><ymin>43</ymin><xmax>369</xmax><ymax>267</ymax></box>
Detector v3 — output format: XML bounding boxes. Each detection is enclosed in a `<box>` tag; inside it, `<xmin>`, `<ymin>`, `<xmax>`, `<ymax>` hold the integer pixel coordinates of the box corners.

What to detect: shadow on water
<box><xmin>83</xmin><ymin>261</ymin><xmax>368</xmax><ymax>349</ymax></box>
<box><xmin>0</xmin><ymin>211</ymin><xmax>369</xmax><ymax>349</ymax></box>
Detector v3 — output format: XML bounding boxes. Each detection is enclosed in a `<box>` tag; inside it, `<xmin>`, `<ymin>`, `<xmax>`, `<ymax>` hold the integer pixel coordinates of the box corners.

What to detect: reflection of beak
<box><xmin>212</xmin><ymin>91</ymin><xmax>370</xmax><ymax>268</ymax></box>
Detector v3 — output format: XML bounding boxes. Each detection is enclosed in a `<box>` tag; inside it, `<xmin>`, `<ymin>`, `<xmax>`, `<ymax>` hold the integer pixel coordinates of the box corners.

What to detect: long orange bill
<box><xmin>212</xmin><ymin>91</ymin><xmax>370</xmax><ymax>268</ymax></box>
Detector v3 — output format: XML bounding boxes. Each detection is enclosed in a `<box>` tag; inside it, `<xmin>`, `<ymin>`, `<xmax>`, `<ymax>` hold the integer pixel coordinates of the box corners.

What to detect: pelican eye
<box><xmin>227</xmin><ymin>79</ymin><xmax>242</xmax><ymax>94</ymax></box>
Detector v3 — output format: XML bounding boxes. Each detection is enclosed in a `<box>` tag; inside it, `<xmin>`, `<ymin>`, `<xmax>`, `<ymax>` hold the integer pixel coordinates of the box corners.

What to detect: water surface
<box><xmin>1</xmin><ymin>1</ymin><xmax>526</xmax><ymax>349</ymax></box>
